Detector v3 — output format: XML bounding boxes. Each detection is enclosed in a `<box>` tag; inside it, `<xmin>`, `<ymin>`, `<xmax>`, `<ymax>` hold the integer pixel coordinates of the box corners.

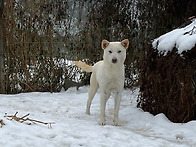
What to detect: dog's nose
<box><xmin>112</xmin><ymin>58</ymin><xmax>117</xmax><ymax>63</ymax></box>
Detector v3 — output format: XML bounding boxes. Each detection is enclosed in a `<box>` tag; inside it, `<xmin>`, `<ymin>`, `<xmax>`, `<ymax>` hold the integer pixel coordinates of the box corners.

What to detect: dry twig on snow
<box><xmin>4</xmin><ymin>112</ymin><xmax>55</xmax><ymax>128</ymax></box>
<box><xmin>0</xmin><ymin>119</ymin><xmax>5</xmax><ymax>127</ymax></box>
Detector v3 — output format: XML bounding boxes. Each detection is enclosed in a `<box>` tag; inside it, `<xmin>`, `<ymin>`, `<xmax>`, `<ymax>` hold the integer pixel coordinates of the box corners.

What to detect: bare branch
<box><xmin>0</xmin><ymin>119</ymin><xmax>5</xmax><ymax>127</ymax></box>
<box><xmin>4</xmin><ymin>112</ymin><xmax>55</xmax><ymax>128</ymax></box>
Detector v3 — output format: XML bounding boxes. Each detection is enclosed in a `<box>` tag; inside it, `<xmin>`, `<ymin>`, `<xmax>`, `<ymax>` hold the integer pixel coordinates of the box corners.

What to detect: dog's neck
<box><xmin>103</xmin><ymin>60</ymin><xmax>124</xmax><ymax>72</ymax></box>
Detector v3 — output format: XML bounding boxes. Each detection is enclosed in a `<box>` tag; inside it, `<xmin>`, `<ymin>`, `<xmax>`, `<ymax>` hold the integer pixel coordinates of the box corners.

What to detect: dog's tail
<box><xmin>74</xmin><ymin>61</ymin><xmax>93</xmax><ymax>72</ymax></box>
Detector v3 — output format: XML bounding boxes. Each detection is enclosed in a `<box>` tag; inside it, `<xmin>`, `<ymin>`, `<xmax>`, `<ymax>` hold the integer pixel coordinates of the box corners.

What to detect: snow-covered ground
<box><xmin>0</xmin><ymin>86</ymin><xmax>196</xmax><ymax>147</ymax></box>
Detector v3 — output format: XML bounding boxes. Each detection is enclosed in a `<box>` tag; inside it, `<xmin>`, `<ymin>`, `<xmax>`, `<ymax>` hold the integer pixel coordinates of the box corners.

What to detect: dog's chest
<box><xmin>106</xmin><ymin>79</ymin><xmax>121</xmax><ymax>91</ymax></box>
<box><xmin>95</xmin><ymin>62</ymin><xmax>125</xmax><ymax>91</ymax></box>
<box><xmin>101</xmin><ymin>70</ymin><xmax>124</xmax><ymax>91</ymax></box>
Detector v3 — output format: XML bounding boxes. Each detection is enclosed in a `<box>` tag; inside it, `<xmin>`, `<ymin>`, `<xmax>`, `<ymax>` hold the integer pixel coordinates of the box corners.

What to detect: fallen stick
<box><xmin>4</xmin><ymin>112</ymin><xmax>55</xmax><ymax>128</ymax></box>
<box><xmin>0</xmin><ymin>119</ymin><xmax>5</xmax><ymax>127</ymax></box>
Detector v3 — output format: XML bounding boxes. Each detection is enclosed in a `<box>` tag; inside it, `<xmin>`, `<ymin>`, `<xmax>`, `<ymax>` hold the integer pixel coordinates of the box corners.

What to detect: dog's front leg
<box><xmin>99</xmin><ymin>92</ymin><xmax>106</xmax><ymax>125</ymax></box>
<box><xmin>114</xmin><ymin>92</ymin><xmax>122</xmax><ymax>126</ymax></box>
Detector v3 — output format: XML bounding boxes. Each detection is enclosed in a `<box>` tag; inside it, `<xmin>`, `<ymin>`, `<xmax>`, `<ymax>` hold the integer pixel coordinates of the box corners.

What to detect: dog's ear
<box><xmin>101</xmin><ymin>40</ymin><xmax>109</xmax><ymax>49</ymax></box>
<box><xmin>121</xmin><ymin>39</ymin><xmax>129</xmax><ymax>49</ymax></box>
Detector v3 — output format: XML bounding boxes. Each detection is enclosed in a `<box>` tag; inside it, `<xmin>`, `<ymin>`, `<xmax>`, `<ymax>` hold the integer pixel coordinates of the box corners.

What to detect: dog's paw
<box><xmin>113</xmin><ymin>119</ymin><xmax>121</xmax><ymax>126</ymax></box>
<box><xmin>99</xmin><ymin>118</ymin><xmax>106</xmax><ymax>126</ymax></box>
<box><xmin>99</xmin><ymin>122</ymin><xmax>106</xmax><ymax>126</ymax></box>
<box><xmin>85</xmin><ymin>110</ymin><xmax>91</xmax><ymax>115</ymax></box>
<box><xmin>85</xmin><ymin>112</ymin><xmax>90</xmax><ymax>115</ymax></box>
<box><xmin>114</xmin><ymin>122</ymin><xmax>121</xmax><ymax>126</ymax></box>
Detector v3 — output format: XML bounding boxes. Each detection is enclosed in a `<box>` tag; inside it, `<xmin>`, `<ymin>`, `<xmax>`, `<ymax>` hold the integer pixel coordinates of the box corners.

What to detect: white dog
<box><xmin>75</xmin><ymin>39</ymin><xmax>129</xmax><ymax>125</ymax></box>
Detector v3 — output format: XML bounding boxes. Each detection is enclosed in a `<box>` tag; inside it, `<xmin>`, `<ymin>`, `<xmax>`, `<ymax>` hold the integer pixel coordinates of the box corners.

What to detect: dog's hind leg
<box><xmin>106</xmin><ymin>91</ymin><xmax>111</xmax><ymax>101</ymax></box>
<box><xmin>86</xmin><ymin>73</ymin><xmax>98</xmax><ymax>115</ymax></box>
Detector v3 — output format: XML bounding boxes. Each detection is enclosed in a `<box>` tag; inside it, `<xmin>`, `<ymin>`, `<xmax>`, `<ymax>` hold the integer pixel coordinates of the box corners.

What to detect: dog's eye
<box><xmin>118</xmin><ymin>50</ymin><xmax>121</xmax><ymax>53</ymax></box>
<box><xmin>109</xmin><ymin>51</ymin><xmax>112</xmax><ymax>53</ymax></box>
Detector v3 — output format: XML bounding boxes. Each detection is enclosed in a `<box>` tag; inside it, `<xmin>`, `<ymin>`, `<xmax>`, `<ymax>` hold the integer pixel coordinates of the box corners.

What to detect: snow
<box><xmin>152</xmin><ymin>19</ymin><xmax>196</xmax><ymax>55</ymax></box>
<box><xmin>0</xmin><ymin>86</ymin><xmax>196</xmax><ymax>147</ymax></box>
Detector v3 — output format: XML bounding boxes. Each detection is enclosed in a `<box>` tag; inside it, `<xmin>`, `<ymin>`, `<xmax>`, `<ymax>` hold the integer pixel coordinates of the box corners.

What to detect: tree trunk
<box><xmin>0</xmin><ymin>0</ymin><xmax>5</xmax><ymax>93</ymax></box>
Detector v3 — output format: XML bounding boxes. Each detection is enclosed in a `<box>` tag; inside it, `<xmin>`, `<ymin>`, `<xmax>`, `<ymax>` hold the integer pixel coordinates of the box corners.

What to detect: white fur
<box><xmin>85</xmin><ymin>39</ymin><xmax>129</xmax><ymax>125</ymax></box>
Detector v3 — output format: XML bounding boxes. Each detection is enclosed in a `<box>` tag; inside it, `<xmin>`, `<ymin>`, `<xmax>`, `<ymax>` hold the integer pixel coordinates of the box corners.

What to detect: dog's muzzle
<box><xmin>112</xmin><ymin>58</ymin><xmax>117</xmax><ymax>63</ymax></box>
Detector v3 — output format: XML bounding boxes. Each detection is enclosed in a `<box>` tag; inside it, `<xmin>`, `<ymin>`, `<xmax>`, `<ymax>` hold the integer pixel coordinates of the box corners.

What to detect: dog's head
<box><xmin>102</xmin><ymin>39</ymin><xmax>129</xmax><ymax>64</ymax></box>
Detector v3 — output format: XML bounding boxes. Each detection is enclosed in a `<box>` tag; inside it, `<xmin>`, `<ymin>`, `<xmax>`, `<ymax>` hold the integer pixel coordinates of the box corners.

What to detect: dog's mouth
<box><xmin>112</xmin><ymin>58</ymin><xmax>117</xmax><ymax>64</ymax></box>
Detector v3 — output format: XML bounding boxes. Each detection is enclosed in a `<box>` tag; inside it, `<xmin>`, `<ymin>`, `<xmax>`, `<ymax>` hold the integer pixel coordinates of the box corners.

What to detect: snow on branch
<box><xmin>4</xmin><ymin>112</ymin><xmax>55</xmax><ymax>129</ymax></box>
<box><xmin>152</xmin><ymin>17</ymin><xmax>196</xmax><ymax>55</ymax></box>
